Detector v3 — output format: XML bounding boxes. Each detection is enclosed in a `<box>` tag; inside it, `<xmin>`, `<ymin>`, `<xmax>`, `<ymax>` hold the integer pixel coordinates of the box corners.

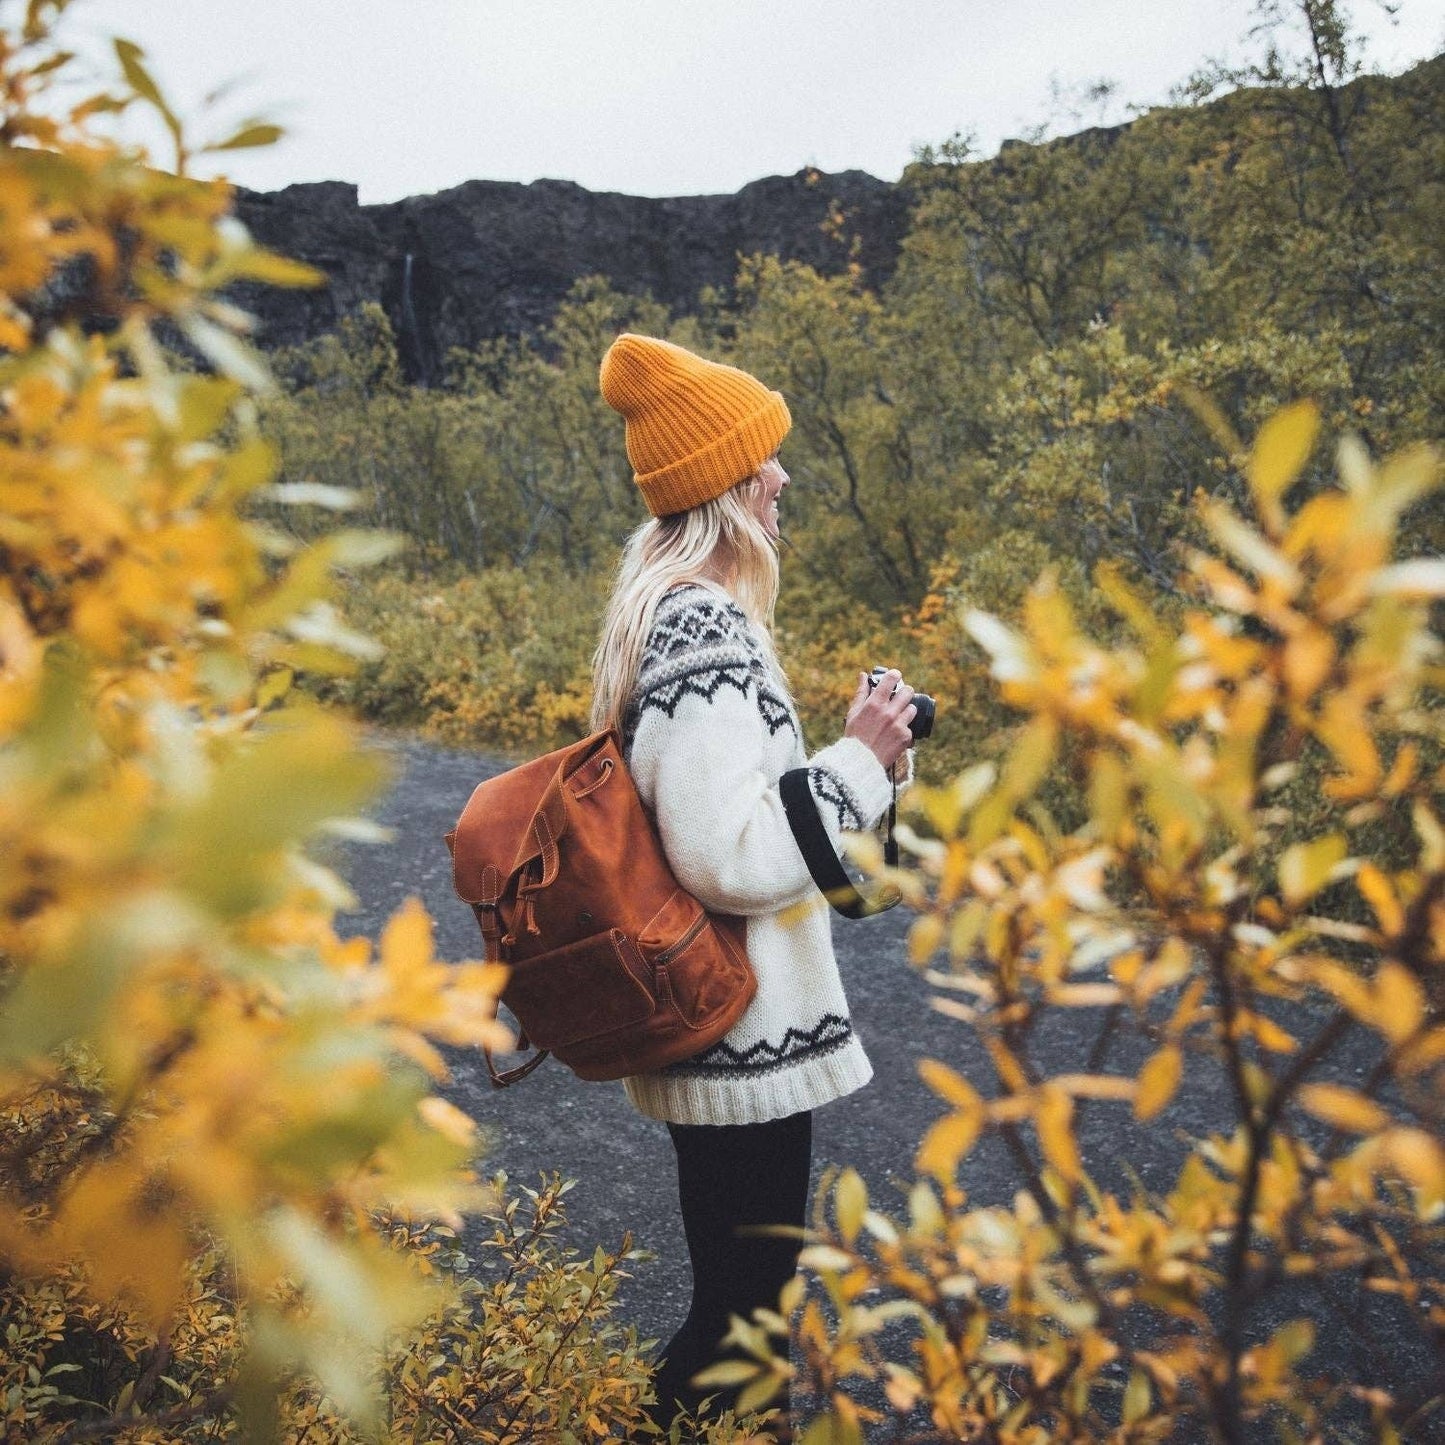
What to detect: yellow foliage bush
<box><xmin>329</xmin><ymin>553</ymin><xmax>1022</xmax><ymax>782</ymax></box>
<box><xmin>0</xmin><ymin>1172</ymin><xmax>770</xmax><ymax>1442</ymax></box>
<box><xmin>0</xmin><ymin>5</ymin><xmax>516</xmax><ymax>1429</ymax></box>
<box><xmin>319</xmin><ymin>564</ymin><xmax>603</xmax><ymax>755</ymax></box>
<box><xmin>0</xmin><ymin>12</ymin><xmax>787</xmax><ymax>1439</ymax></box>
<box><xmin>721</xmin><ymin>406</ymin><xmax>1445</xmax><ymax>1443</ymax></box>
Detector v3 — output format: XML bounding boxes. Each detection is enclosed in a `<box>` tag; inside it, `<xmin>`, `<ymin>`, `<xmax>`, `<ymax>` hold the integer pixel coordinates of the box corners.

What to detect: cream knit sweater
<box><xmin>619</xmin><ymin>583</ymin><xmax>896</xmax><ymax>1126</ymax></box>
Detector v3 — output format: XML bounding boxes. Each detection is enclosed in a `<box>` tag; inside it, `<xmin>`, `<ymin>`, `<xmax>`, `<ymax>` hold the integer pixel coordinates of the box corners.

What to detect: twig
<box><xmin>58</xmin><ymin>1387</ymin><xmax>232</xmax><ymax>1443</ymax></box>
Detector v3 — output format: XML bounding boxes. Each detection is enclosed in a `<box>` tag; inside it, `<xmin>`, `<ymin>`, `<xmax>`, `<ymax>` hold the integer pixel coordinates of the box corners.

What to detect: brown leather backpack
<box><xmin>444</xmin><ymin>730</ymin><xmax>757</xmax><ymax>1086</ymax></box>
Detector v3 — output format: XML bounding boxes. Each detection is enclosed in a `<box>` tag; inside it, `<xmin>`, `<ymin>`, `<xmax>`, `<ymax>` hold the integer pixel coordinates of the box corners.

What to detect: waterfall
<box><xmin>401</xmin><ymin>251</ymin><xmax>419</xmax><ymax>347</ymax></box>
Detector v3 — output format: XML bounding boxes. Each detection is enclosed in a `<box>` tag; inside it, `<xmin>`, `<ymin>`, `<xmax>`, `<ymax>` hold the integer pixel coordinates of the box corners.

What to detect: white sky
<box><xmin>60</xmin><ymin>1</ymin><xmax>1445</xmax><ymax>203</ymax></box>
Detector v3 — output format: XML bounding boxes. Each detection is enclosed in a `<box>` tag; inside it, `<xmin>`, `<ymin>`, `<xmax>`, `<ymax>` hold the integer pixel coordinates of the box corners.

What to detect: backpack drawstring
<box><xmin>508</xmin><ymin>857</ymin><xmax>546</xmax><ymax>943</ymax></box>
<box><xmin>520</xmin><ymin>892</ymin><xmax>541</xmax><ymax>937</ymax></box>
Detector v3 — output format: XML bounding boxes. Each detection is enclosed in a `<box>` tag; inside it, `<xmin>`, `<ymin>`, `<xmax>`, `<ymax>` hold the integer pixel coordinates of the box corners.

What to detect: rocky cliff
<box><xmin>230</xmin><ymin>169</ymin><xmax>911</xmax><ymax>385</ymax></box>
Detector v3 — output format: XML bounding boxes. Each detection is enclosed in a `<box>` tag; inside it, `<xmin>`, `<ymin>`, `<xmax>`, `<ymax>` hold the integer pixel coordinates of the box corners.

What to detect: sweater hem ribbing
<box><xmin>621</xmin><ymin>1037</ymin><xmax>873</xmax><ymax>1125</ymax></box>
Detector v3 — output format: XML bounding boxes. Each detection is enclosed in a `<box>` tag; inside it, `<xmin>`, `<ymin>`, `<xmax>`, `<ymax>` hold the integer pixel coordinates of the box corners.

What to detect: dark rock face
<box><xmin>230</xmin><ymin>170</ymin><xmax>911</xmax><ymax>384</ymax></box>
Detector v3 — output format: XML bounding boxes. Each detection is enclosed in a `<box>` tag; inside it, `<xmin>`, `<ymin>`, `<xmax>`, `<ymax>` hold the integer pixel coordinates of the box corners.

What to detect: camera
<box><xmin>869</xmin><ymin>667</ymin><xmax>935</xmax><ymax>742</ymax></box>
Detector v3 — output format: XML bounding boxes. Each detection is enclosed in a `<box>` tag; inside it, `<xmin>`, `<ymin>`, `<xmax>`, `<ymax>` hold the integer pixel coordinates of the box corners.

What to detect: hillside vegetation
<box><xmin>255</xmin><ymin>36</ymin><xmax>1443</xmax><ymax>772</ymax></box>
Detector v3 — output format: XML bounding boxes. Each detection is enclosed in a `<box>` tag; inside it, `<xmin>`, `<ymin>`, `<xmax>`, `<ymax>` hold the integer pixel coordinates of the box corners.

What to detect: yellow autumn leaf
<box><xmin>1370</xmin><ymin>442</ymin><xmax>1442</xmax><ymax>526</ymax></box>
<box><xmin>1316</xmin><ymin>695</ymin><xmax>1382</xmax><ymax>800</ymax></box>
<box><xmin>964</xmin><ymin>609</ymin><xmax>1035</xmax><ymax>683</ymax></box>
<box><xmin>208</xmin><ymin>121</ymin><xmax>286</xmax><ymax>151</ymax></box>
<box><xmin>1122</xmin><ymin>1367</ymin><xmax>1152</xmax><ymax>1425</ymax></box>
<box><xmin>1250</xmin><ymin>1319</ymin><xmax>1315</xmax><ymax>1388</ymax></box>
<box><xmin>692</xmin><ymin>1358</ymin><xmax>763</xmax><ymax>1388</ymax></box>
<box><xmin>1297</xmin><ymin>1083</ymin><xmax>1388</xmax><ymax>1133</ymax></box>
<box><xmin>1137</xmin><ymin>938</ymin><xmax>1193</xmax><ymax>1001</ymax></box>
<box><xmin>1089</xmin><ymin>750</ymin><xmax>1130</xmax><ymax>838</ymax></box>
<box><xmin>1052</xmin><ymin>1072</ymin><xmax>1135</xmax><ymax>1100</ymax></box>
<box><xmin>834</xmin><ymin>1167</ymin><xmax>867</xmax><ymax>1246</ymax></box>
<box><xmin>1001</xmin><ymin>714</ymin><xmax>1059</xmax><ymax>802</ymax></box>
<box><xmin>1247</xmin><ymin>400</ymin><xmax>1320</xmax><ymax>514</ymax></box>
<box><xmin>380</xmin><ymin>895</ymin><xmax>436</xmax><ymax>978</ymax></box>
<box><xmin>1192</xmin><ymin>554</ymin><xmax>1259</xmax><ymax>612</ymax></box>
<box><xmin>908</xmin><ymin>1180</ymin><xmax>944</xmax><ymax>1236</ymax></box>
<box><xmin>1372</xmin><ymin>961</ymin><xmax>1425</xmax><ymax>1045</ymax></box>
<box><xmin>1095</xmin><ymin>559</ymin><xmax>1164</xmax><ymax>643</ymax></box>
<box><xmin>1300</xmin><ymin>955</ymin><xmax>1373</xmax><ymax>1020</ymax></box>
<box><xmin>55</xmin><ymin>1158</ymin><xmax>192</xmax><ymax>1329</ymax></box>
<box><xmin>918</xmin><ymin>1058</ymin><xmax>985</xmax><ymax>1113</ymax></box>
<box><xmin>797</xmin><ymin>1244</ymin><xmax>857</xmax><ymax>1274</ymax></box>
<box><xmin>1400</xmin><ymin>1024</ymin><xmax>1445</xmax><ymax>1074</ymax></box>
<box><xmin>1247</xmin><ymin>1013</ymin><xmax>1297</xmax><ymax>1054</ymax></box>
<box><xmin>1282</xmin><ymin>624</ymin><xmax>1335</xmax><ymax>702</ymax></box>
<box><xmin>736</xmin><ymin>1370</ymin><xmax>788</xmax><ymax>1416</ymax></box>
<box><xmin>256</xmin><ymin>665</ymin><xmax>294</xmax><ymax>709</ymax></box>
<box><xmin>1035</xmin><ymin>1085</ymin><xmax>1081</xmax><ymax>1184</ymax></box>
<box><xmin>948</xmin><ymin>898</ymin><xmax>989</xmax><ymax>962</ymax></box>
<box><xmin>1354</xmin><ymin>863</ymin><xmax>1404</xmax><ymax>937</ymax></box>
<box><xmin>1413</xmin><ymin>800</ymin><xmax>1445</xmax><ymax>870</ymax></box>
<box><xmin>917</xmin><ymin>1110</ymin><xmax>983</xmax><ymax>1184</ymax></box>
<box><xmin>1135</xmin><ymin>1046</ymin><xmax>1183</xmax><ymax>1121</ymax></box>
<box><xmin>1200</xmin><ymin>500</ymin><xmax>1302</xmax><ymax>590</ymax></box>
<box><xmin>986</xmin><ymin>1036</ymin><xmax>1033</xmax><ymax>1093</ymax></box>
<box><xmin>1022</xmin><ymin>570</ymin><xmax>1077</xmax><ymax>646</ymax></box>
<box><xmin>417</xmin><ymin>1096</ymin><xmax>476</xmax><ymax>1147</ymax></box>
<box><xmin>909</xmin><ymin>913</ymin><xmax>945</xmax><ymax>966</ymax></box>
<box><xmin>1380</xmin><ymin>1128</ymin><xmax>1445</xmax><ymax>1211</ymax></box>
<box><xmin>1380</xmin><ymin>740</ymin><xmax>1418</xmax><ymax>796</ymax></box>
<box><xmin>1368</xmin><ymin>557</ymin><xmax>1445</xmax><ymax>598</ymax></box>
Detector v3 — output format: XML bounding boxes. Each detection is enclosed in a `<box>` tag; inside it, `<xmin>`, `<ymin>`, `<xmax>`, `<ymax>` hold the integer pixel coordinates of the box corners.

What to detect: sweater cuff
<box><xmin>807</xmin><ymin>735</ymin><xmax>894</xmax><ymax>833</ymax></box>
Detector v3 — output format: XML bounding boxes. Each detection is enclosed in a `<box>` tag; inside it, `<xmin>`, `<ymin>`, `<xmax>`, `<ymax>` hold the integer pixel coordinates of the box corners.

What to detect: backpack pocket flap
<box><xmin>636</xmin><ymin>890</ymin><xmax>753</xmax><ymax>1031</ymax></box>
<box><xmin>503</xmin><ymin>929</ymin><xmax>654</xmax><ymax>1051</ymax></box>
<box><xmin>637</xmin><ymin>888</ymin><xmax>705</xmax><ymax>956</ymax></box>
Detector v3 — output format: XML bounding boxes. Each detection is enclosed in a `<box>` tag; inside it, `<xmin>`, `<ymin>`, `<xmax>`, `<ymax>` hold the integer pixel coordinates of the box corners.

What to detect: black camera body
<box><xmin>869</xmin><ymin>667</ymin><xmax>935</xmax><ymax>741</ymax></box>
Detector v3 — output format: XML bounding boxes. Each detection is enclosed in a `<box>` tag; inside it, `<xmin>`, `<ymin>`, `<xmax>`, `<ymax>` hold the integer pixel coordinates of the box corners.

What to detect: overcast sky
<box><xmin>62</xmin><ymin>1</ymin><xmax>1445</xmax><ymax>203</ymax></box>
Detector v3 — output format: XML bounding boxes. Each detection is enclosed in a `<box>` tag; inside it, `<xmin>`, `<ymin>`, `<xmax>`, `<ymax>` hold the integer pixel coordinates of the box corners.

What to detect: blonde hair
<box><xmin>590</xmin><ymin>472</ymin><xmax>789</xmax><ymax>735</ymax></box>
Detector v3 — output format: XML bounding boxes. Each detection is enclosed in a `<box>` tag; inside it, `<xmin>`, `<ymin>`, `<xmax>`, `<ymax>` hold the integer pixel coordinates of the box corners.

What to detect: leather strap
<box><xmin>476</xmin><ymin>877</ymin><xmax>551</xmax><ymax>1086</ymax></box>
<box><xmin>779</xmin><ymin>768</ymin><xmax>900</xmax><ymax>919</ymax></box>
<box><xmin>486</xmin><ymin>1034</ymin><xmax>551</xmax><ymax>1088</ymax></box>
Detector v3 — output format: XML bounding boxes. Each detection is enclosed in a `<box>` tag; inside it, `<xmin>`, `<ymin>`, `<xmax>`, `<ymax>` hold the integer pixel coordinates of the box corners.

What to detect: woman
<box><xmin>593</xmin><ymin>333</ymin><xmax>916</xmax><ymax>1429</ymax></box>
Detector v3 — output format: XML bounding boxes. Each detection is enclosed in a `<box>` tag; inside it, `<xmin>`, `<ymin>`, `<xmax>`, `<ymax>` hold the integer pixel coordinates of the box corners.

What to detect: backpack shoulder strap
<box><xmin>779</xmin><ymin>767</ymin><xmax>900</xmax><ymax>920</ymax></box>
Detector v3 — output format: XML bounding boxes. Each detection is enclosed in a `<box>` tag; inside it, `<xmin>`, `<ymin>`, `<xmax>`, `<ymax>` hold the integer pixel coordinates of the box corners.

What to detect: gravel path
<box><xmin>339</xmin><ymin>730</ymin><xmax>981</xmax><ymax>1346</ymax></box>
<box><xmin>336</xmin><ymin>728</ymin><xmax>1422</xmax><ymax>1436</ymax></box>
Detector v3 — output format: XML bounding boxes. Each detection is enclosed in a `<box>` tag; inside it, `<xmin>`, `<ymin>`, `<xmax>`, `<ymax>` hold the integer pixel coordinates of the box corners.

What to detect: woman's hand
<box><xmin>844</xmin><ymin>669</ymin><xmax>916</xmax><ymax>773</ymax></box>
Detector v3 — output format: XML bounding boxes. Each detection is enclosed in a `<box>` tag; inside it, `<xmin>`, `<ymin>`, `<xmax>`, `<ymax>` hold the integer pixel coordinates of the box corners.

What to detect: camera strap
<box><xmin>779</xmin><ymin>768</ymin><xmax>901</xmax><ymax>919</ymax></box>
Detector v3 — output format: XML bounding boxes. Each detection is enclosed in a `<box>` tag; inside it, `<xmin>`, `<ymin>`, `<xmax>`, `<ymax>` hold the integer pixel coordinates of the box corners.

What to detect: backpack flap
<box><xmin>446</xmin><ymin>733</ymin><xmax>617</xmax><ymax>952</ymax></box>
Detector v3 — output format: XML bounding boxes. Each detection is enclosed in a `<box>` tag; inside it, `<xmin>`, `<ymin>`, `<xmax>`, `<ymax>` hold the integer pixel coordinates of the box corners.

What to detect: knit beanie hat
<box><xmin>599</xmin><ymin>333</ymin><xmax>792</xmax><ymax>517</ymax></box>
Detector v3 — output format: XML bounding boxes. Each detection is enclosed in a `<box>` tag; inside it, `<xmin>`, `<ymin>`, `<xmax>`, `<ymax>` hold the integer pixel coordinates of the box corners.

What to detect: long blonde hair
<box><xmin>590</xmin><ymin>473</ymin><xmax>789</xmax><ymax>734</ymax></box>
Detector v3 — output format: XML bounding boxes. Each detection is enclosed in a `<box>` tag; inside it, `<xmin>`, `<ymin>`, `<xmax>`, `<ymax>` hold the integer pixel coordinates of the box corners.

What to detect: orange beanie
<box><xmin>599</xmin><ymin>333</ymin><xmax>792</xmax><ymax>517</ymax></box>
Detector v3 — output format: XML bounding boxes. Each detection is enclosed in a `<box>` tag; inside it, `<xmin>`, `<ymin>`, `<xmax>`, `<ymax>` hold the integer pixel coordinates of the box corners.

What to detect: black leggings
<box><xmin>651</xmin><ymin>1109</ymin><xmax>813</xmax><ymax>1425</ymax></box>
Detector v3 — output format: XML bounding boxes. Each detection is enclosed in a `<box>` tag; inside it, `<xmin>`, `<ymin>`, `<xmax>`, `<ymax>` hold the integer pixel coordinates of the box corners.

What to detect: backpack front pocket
<box><xmin>639</xmin><ymin>890</ymin><xmax>752</xmax><ymax>1031</ymax></box>
<box><xmin>504</xmin><ymin>929</ymin><xmax>654</xmax><ymax>1050</ymax></box>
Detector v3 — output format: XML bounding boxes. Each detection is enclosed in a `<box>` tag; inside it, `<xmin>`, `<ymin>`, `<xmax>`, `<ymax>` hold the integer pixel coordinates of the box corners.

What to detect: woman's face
<box><xmin>750</xmin><ymin>455</ymin><xmax>790</xmax><ymax>540</ymax></box>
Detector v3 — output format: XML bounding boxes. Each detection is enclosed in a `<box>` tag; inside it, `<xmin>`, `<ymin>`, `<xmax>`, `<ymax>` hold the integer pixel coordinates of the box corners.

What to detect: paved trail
<box><xmin>337</xmin><ymin>729</ymin><xmax>1414</xmax><ymax>1430</ymax></box>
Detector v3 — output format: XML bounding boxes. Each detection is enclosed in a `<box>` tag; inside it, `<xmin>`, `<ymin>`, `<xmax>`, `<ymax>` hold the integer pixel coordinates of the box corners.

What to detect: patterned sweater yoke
<box><xmin>620</xmin><ymin>583</ymin><xmax>895</xmax><ymax>1126</ymax></box>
